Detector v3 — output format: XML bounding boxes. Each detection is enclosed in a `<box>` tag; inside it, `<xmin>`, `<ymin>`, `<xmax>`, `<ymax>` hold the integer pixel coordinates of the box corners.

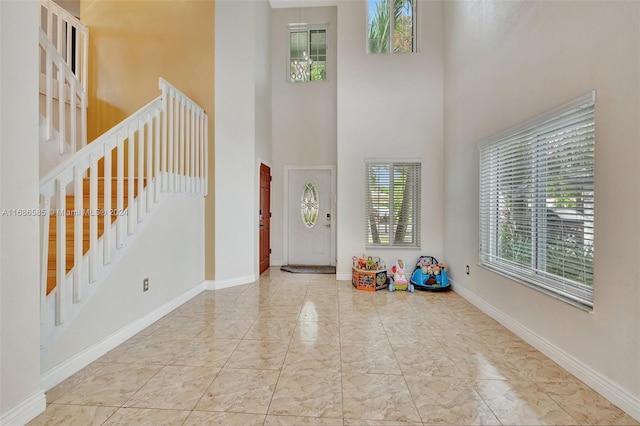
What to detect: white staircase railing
<box><xmin>39</xmin><ymin>29</ymin><xmax>87</xmax><ymax>154</ymax></box>
<box><xmin>39</xmin><ymin>78</ymin><xmax>208</xmax><ymax>345</ymax></box>
<box><xmin>40</xmin><ymin>0</ymin><xmax>88</xmax><ymax>91</ymax></box>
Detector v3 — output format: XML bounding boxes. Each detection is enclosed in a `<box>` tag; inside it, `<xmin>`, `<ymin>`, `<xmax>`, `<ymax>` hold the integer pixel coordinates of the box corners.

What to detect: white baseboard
<box><xmin>212</xmin><ymin>274</ymin><xmax>257</xmax><ymax>290</ymax></box>
<box><xmin>0</xmin><ymin>390</ymin><xmax>46</xmax><ymax>426</ymax></box>
<box><xmin>451</xmin><ymin>280</ymin><xmax>640</xmax><ymax>422</ymax></box>
<box><xmin>40</xmin><ymin>281</ymin><xmax>207</xmax><ymax>391</ymax></box>
<box><xmin>336</xmin><ymin>273</ymin><xmax>350</xmax><ymax>281</ymax></box>
<box><xmin>271</xmin><ymin>259</ymin><xmax>283</xmax><ymax>267</ymax></box>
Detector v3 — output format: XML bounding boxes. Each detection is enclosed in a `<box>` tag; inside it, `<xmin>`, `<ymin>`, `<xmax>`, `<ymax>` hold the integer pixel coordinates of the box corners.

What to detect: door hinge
<box><xmin>269</xmin><ymin>248</ymin><xmax>272</xmax><ymax>254</ymax></box>
<box><xmin>270</xmin><ymin>176</ymin><xmax>273</xmax><ymax>181</ymax></box>
<box><xmin>269</xmin><ymin>212</ymin><xmax>272</xmax><ymax>218</ymax></box>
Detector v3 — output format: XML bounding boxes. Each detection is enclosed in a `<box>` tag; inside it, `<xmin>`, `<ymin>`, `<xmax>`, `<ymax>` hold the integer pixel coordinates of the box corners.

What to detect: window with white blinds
<box><xmin>366</xmin><ymin>161</ymin><xmax>421</xmax><ymax>247</ymax></box>
<box><xmin>479</xmin><ymin>91</ymin><xmax>596</xmax><ymax>309</ymax></box>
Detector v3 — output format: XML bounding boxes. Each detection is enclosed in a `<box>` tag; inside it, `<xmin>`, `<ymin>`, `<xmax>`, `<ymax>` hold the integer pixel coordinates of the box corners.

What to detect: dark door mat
<box><xmin>280</xmin><ymin>265</ymin><xmax>336</xmax><ymax>274</ymax></box>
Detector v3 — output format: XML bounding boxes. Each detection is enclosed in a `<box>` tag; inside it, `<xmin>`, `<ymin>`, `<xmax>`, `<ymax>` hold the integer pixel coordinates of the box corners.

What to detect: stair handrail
<box><xmin>40</xmin><ymin>0</ymin><xmax>88</xmax><ymax>91</ymax></box>
<box><xmin>39</xmin><ymin>28</ymin><xmax>87</xmax><ymax>154</ymax></box>
<box><xmin>39</xmin><ymin>96</ymin><xmax>159</xmax><ymax>197</ymax></box>
<box><xmin>39</xmin><ymin>77</ymin><xmax>208</xmax><ymax>329</ymax></box>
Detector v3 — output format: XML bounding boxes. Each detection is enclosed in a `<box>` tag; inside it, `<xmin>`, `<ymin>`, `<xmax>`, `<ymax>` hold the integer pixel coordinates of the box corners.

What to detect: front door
<box><xmin>259</xmin><ymin>163</ymin><xmax>271</xmax><ymax>274</ymax></box>
<box><xmin>288</xmin><ymin>169</ymin><xmax>332</xmax><ymax>265</ymax></box>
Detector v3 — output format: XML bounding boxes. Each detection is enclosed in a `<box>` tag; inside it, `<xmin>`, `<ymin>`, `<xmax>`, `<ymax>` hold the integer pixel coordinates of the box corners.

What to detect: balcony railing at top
<box><xmin>40</xmin><ymin>29</ymin><xmax>87</xmax><ymax>154</ymax></box>
<box><xmin>40</xmin><ymin>0</ymin><xmax>88</xmax><ymax>91</ymax></box>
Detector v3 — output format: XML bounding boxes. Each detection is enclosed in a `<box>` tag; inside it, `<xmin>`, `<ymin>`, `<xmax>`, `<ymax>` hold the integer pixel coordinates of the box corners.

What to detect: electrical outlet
<box><xmin>466</xmin><ymin>265</ymin><xmax>470</xmax><ymax>275</ymax></box>
<box><xmin>143</xmin><ymin>278</ymin><xmax>149</xmax><ymax>292</ymax></box>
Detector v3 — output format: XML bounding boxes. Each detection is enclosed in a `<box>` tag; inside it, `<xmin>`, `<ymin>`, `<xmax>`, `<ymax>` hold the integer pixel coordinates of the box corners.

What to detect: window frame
<box><xmin>366</xmin><ymin>0</ymin><xmax>417</xmax><ymax>54</ymax></box>
<box><xmin>478</xmin><ymin>91</ymin><xmax>596</xmax><ymax>310</ymax></box>
<box><xmin>287</xmin><ymin>24</ymin><xmax>328</xmax><ymax>83</ymax></box>
<box><xmin>365</xmin><ymin>160</ymin><xmax>421</xmax><ymax>248</ymax></box>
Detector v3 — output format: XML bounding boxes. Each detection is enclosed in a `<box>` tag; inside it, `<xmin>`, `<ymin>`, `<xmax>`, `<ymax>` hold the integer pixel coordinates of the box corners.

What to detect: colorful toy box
<box><xmin>352</xmin><ymin>267</ymin><xmax>388</xmax><ymax>291</ymax></box>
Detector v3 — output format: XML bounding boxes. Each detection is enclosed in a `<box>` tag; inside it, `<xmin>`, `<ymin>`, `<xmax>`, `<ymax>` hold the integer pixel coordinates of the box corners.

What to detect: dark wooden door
<box><xmin>259</xmin><ymin>163</ymin><xmax>271</xmax><ymax>275</ymax></box>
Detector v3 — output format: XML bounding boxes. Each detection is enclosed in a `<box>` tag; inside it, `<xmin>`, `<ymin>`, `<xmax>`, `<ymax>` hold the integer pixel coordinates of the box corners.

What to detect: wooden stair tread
<box><xmin>46</xmin><ymin>177</ymin><xmax>149</xmax><ymax>295</ymax></box>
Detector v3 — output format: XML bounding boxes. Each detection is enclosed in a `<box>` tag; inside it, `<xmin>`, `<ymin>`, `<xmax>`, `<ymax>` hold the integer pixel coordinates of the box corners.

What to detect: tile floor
<box><xmin>30</xmin><ymin>268</ymin><xmax>638</xmax><ymax>425</ymax></box>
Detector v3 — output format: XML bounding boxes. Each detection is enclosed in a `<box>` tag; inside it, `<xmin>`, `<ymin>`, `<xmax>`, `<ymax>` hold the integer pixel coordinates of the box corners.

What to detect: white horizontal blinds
<box><xmin>366</xmin><ymin>162</ymin><xmax>421</xmax><ymax>247</ymax></box>
<box><xmin>367</xmin><ymin>163</ymin><xmax>390</xmax><ymax>244</ymax></box>
<box><xmin>479</xmin><ymin>92</ymin><xmax>595</xmax><ymax>308</ymax></box>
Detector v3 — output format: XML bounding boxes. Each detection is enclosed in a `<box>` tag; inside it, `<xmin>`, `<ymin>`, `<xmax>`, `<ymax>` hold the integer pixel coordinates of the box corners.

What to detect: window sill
<box><xmin>365</xmin><ymin>245</ymin><xmax>420</xmax><ymax>250</ymax></box>
<box><xmin>478</xmin><ymin>262</ymin><xmax>593</xmax><ymax>313</ymax></box>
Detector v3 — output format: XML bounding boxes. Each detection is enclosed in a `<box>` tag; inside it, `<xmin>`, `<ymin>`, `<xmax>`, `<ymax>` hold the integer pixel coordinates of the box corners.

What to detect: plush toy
<box><xmin>418</xmin><ymin>257</ymin><xmax>432</xmax><ymax>269</ymax></box>
<box><xmin>432</xmin><ymin>264</ymin><xmax>441</xmax><ymax>276</ymax></box>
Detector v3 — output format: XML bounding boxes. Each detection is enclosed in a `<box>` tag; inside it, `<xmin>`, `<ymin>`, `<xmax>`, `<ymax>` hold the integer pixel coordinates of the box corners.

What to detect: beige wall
<box><xmin>336</xmin><ymin>0</ymin><xmax>445</xmax><ymax>278</ymax></box>
<box><xmin>215</xmin><ymin>0</ymin><xmax>272</xmax><ymax>285</ymax></box>
<box><xmin>42</xmin><ymin>196</ymin><xmax>205</xmax><ymax>372</ymax></box>
<box><xmin>270</xmin><ymin>6</ymin><xmax>337</xmax><ymax>265</ymax></box>
<box><xmin>81</xmin><ymin>0</ymin><xmax>215</xmax><ymax>279</ymax></box>
<box><xmin>1</xmin><ymin>0</ymin><xmax>45</xmax><ymax>422</ymax></box>
<box><xmin>56</xmin><ymin>0</ymin><xmax>80</xmax><ymax>17</ymax></box>
<box><xmin>443</xmin><ymin>0</ymin><xmax>640</xmax><ymax>415</ymax></box>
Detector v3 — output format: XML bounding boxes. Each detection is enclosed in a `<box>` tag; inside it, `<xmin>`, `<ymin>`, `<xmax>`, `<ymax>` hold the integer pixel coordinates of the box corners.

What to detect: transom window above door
<box><xmin>288</xmin><ymin>25</ymin><xmax>327</xmax><ymax>83</ymax></box>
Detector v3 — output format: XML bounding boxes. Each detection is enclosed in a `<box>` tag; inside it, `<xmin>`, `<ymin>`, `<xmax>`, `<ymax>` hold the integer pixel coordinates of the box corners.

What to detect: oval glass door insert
<box><xmin>300</xmin><ymin>182</ymin><xmax>319</xmax><ymax>228</ymax></box>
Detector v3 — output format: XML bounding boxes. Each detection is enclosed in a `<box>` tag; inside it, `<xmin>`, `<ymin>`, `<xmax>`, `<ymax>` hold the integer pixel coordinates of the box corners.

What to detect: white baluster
<box><xmin>116</xmin><ymin>135</ymin><xmax>124</xmax><ymax>249</ymax></box>
<box><xmin>82</xmin><ymin>29</ymin><xmax>88</xmax><ymax>92</ymax></box>
<box><xmin>74</xmin><ymin>26</ymin><xmax>80</xmax><ymax>83</ymax></box>
<box><xmin>161</xmin><ymin>88</ymin><xmax>168</xmax><ymax>193</ymax></box>
<box><xmin>45</xmin><ymin>48</ymin><xmax>52</xmax><ymax>141</ymax></box>
<box><xmin>137</xmin><ymin>119</ymin><xmax>144</xmax><ymax>223</ymax></box>
<box><xmin>175</xmin><ymin>92</ymin><xmax>180</xmax><ymax>191</ymax></box>
<box><xmin>175</xmin><ymin>95</ymin><xmax>181</xmax><ymax>192</ymax></box>
<box><xmin>189</xmin><ymin>104</ymin><xmax>196</xmax><ymax>195</ymax></box>
<box><xmin>56</xmin><ymin>12</ymin><xmax>62</xmax><ymax>52</ymax></box>
<box><xmin>154</xmin><ymin>109</ymin><xmax>161</xmax><ymax>202</ymax></box>
<box><xmin>70</xmin><ymin>77</ymin><xmax>77</xmax><ymax>152</ymax></box>
<box><xmin>55</xmin><ymin>179</ymin><xmax>66</xmax><ymax>326</ymax></box>
<box><xmin>185</xmin><ymin>103</ymin><xmax>191</xmax><ymax>194</ymax></box>
<box><xmin>89</xmin><ymin>156</ymin><xmax>98</xmax><ymax>282</ymax></box>
<box><xmin>194</xmin><ymin>108</ymin><xmax>200</xmax><ymax>195</ymax></box>
<box><xmin>204</xmin><ymin>113</ymin><xmax>209</xmax><ymax>195</ymax></box>
<box><xmin>57</xmin><ymin>59</ymin><xmax>65</xmax><ymax>154</ymax></box>
<box><xmin>104</xmin><ymin>146</ymin><xmax>112</xmax><ymax>264</ymax></box>
<box><xmin>180</xmin><ymin>98</ymin><xmax>185</xmax><ymax>192</ymax></box>
<box><xmin>46</xmin><ymin>5</ymin><xmax>53</xmax><ymax>43</ymax></box>
<box><xmin>81</xmin><ymin>92</ymin><xmax>87</xmax><ymax>149</ymax></box>
<box><xmin>168</xmin><ymin>89</ymin><xmax>174</xmax><ymax>193</ymax></box>
<box><xmin>73</xmin><ymin>167</ymin><xmax>83</xmax><ymax>302</ymax></box>
<box><xmin>65</xmin><ymin>21</ymin><xmax>71</xmax><ymax>65</ymax></box>
<box><xmin>146</xmin><ymin>114</ymin><xmax>153</xmax><ymax>212</ymax></box>
<box><xmin>128</xmin><ymin>127</ymin><xmax>135</xmax><ymax>235</ymax></box>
